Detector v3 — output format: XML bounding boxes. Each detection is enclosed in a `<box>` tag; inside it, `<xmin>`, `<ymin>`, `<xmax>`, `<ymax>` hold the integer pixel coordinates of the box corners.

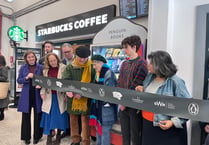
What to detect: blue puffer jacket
<box><xmin>143</xmin><ymin>73</ymin><xmax>191</xmax><ymax>128</ymax></box>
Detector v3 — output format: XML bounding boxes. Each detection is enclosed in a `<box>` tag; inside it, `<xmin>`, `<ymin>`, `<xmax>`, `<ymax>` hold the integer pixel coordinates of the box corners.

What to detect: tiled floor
<box><xmin>0</xmin><ymin>108</ymin><xmax>95</xmax><ymax>145</ymax></box>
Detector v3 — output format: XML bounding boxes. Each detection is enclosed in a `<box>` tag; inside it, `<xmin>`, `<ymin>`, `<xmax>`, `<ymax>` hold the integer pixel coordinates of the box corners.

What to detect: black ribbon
<box><xmin>33</xmin><ymin>75</ymin><xmax>209</xmax><ymax>122</ymax></box>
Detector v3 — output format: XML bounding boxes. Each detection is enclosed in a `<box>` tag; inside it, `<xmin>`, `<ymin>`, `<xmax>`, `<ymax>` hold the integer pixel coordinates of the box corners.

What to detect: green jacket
<box><xmin>62</xmin><ymin>64</ymin><xmax>95</xmax><ymax>114</ymax></box>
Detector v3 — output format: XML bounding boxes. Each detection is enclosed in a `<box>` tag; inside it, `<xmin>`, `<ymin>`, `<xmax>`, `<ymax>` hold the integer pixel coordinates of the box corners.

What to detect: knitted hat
<box><xmin>75</xmin><ymin>46</ymin><xmax>90</xmax><ymax>58</ymax></box>
<box><xmin>91</xmin><ymin>55</ymin><xmax>107</xmax><ymax>63</ymax></box>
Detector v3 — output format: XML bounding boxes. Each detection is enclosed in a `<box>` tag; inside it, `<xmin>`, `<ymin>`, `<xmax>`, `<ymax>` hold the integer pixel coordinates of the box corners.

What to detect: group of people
<box><xmin>15</xmin><ymin>35</ymin><xmax>192</xmax><ymax>145</ymax></box>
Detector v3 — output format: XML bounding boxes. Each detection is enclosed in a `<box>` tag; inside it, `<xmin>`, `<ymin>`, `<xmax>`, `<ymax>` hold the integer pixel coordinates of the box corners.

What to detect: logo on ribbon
<box><xmin>112</xmin><ymin>91</ymin><xmax>123</xmax><ymax>100</ymax></box>
<box><xmin>47</xmin><ymin>79</ymin><xmax>52</xmax><ymax>86</ymax></box>
<box><xmin>99</xmin><ymin>88</ymin><xmax>105</xmax><ymax>97</ymax></box>
<box><xmin>188</xmin><ymin>103</ymin><xmax>199</xmax><ymax>115</ymax></box>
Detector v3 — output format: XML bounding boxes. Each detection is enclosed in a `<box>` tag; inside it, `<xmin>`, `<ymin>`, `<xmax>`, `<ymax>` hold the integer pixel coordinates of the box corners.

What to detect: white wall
<box><xmin>149</xmin><ymin>1</ymin><xmax>209</xmax><ymax>144</ymax></box>
<box><xmin>149</xmin><ymin>0</ymin><xmax>209</xmax><ymax>95</ymax></box>
<box><xmin>1</xmin><ymin>17</ymin><xmax>14</xmax><ymax>67</ymax></box>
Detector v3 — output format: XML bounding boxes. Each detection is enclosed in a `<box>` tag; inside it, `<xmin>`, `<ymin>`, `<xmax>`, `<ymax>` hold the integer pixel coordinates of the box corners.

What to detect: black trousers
<box><xmin>21</xmin><ymin>87</ymin><xmax>43</xmax><ymax>141</ymax></box>
<box><xmin>119</xmin><ymin>107</ymin><xmax>142</xmax><ymax>145</ymax></box>
<box><xmin>21</xmin><ymin>111</ymin><xmax>43</xmax><ymax>141</ymax></box>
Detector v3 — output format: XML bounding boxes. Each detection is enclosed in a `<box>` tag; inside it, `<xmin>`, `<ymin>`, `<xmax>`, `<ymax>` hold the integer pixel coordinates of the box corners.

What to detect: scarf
<box><xmin>89</xmin><ymin>64</ymin><xmax>109</xmax><ymax>135</ymax></box>
<box><xmin>71</xmin><ymin>57</ymin><xmax>92</xmax><ymax>112</ymax></box>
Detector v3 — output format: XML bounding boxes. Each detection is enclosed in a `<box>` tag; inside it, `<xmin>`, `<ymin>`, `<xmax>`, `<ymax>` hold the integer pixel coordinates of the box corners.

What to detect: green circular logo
<box><xmin>8</xmin><ymin>26</ymin><xmax>25</xmax><ymax>42</ymax></box>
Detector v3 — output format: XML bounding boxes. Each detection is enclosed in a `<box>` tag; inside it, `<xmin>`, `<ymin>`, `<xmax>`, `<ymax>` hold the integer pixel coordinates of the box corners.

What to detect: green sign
<box><xmin>8</xmin><ymin>26</ymin><xmax>25</xmax><ymax>42</ymax></box>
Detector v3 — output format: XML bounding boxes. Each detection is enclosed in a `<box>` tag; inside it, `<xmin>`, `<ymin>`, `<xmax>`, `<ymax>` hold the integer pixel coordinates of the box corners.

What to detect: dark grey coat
<box><xmin>0</xmin><ymin>67</ymin><xmax>9</xmax><ymax>108</ymax></box>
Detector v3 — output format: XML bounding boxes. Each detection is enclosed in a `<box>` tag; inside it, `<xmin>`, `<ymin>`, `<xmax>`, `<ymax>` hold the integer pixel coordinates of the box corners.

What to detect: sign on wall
<box><xmin>35</xmin><ymin>5</ymin><xmax>116</xmax><ymax>42</ymax></box>
<box><xmin>16</xmin><ymin>47</ymin><xmax>41</xmax><ymax>60</ymax></box>
<box><xmin>15</xmin><ymin>47</ymin><xmax>42</xmax><ymax>93</ymax></box>
<box><xmin>8</xmin><ymin>26</ymin><xmax>26</xmax><ymax>42</ymax></box>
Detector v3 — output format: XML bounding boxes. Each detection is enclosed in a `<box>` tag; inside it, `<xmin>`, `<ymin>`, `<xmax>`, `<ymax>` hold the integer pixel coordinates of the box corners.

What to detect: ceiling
<box><xmin>0</xmin><ymin>0</ymin><xmax>59</xmax><ymax>17</ymax></box>
<box><xmin>0</xmin><ymin>0</ymin><xmax>56</xmax><ymax>15</ymax></box>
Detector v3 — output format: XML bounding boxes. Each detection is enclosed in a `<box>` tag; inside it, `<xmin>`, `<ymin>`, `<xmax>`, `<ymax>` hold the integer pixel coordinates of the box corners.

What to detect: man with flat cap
<box><xmin>63</xmin><ymin>46</ymin><xmax>95</xmax><ymax>145</ymax></box>
<box><xmin>89</xmin><ymin>55</ymin><xmax>118</xmax><ymax>145</ymax></box>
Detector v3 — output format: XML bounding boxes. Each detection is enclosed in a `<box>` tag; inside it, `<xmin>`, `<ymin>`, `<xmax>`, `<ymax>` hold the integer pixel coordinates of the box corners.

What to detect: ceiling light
<box><xmin>4</xmin><ymin>0</ymin><xmax>15</xmax><ymax>3</ymax></box>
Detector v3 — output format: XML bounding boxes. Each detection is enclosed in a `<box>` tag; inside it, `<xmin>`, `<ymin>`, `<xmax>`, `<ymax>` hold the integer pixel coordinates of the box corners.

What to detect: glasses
<box><xmin>63</xmin><ymin>50</ymin><xmax>71</xmax><ymax>54</ymax></box>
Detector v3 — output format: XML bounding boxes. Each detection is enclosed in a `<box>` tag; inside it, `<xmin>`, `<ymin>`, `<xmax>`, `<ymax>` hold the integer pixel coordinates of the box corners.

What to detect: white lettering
<box><xmin>68</xmin><ymin>23</ymin><xmax>73</xmax><ymax>30</ymax></box>
<box><xmin>95</xmin><ymin>15</ymin><xmax>101</xmax><ymax>25</ymax></box>
<box><xmin>63</xmin><ymin>24</ymin><xmax>69</xmax><ymax>31</ymax></box>
<box><xmin>74</xmin><ymin>21</ymin><xmax>80</xmax><ymax>29</ymax></box>
<box><xmin>79</xmin><ymin>20</ymin><xmax>85</xmax><ymax>28</ymax></box>
<box><xmin>38</xmin><ymin>30</ymin><xmax>42</xmax><ymax>36</ymax></box>
<box><xmin>52</xmin><ymin>27</ymin><xmax>56</xmax><ymax>34</ymax></box>
<box><xmin>85</xmin><ymin>18</ymin><xmax>90</xmax><ymax>27</ymax></box>
<box><xmin>60</xmin><ymin>24</ymin><xmax>64</xmax><ymax>32</ymax></box>
<box><xmin>102</xmin><ymin>14</ymin><xmax>108</xmax><ymax>24</ymax></box>
<box><xmin>47</xmin><ymin>27</ymin><xmax>52</xmax><ymax>34</ymax></box>
<box><xmin>37</xmin><ymin>13</ymin><xmax>109</xmax><ymax>36</ymax></box>
<box><xmin>90</xmin><ymin>17</ymin><xmax>96</xmax><ymax>26</ymax></box>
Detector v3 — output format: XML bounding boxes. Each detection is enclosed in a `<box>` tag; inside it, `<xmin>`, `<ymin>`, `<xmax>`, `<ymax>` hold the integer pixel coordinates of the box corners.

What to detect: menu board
<box><xmin>137</xmin><ymin>0</ymin><xmax>149</xmax><ymax>17</ymax></box>
<box><xmin>119</xmin><ymin>0</ymin><xmax>149</xmax><ymax>19</ymax></box>
<box><xmin>119</xmin><ymin>0</ymin><xmax>137</xmax><ymax>19</ymax></box>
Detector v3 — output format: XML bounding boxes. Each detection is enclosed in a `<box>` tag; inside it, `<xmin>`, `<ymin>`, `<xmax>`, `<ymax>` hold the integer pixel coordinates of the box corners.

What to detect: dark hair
<box><xmin>0</xmin><ymin>55</ymin><xmax>6</xmax><ymax>67</ymax></box>
<box><xmin>121</xmin><ymin>35</ymin><xmax>141</xmax><ymax>52</ymax></box>
<box><xmin>148</xmin><ymin>51</ymin><xmax>177</xmax><ymax>78</ymax></box>
<box><xmin>44</xmin><ymin>40</ymin><xmax>54</xmax><ymax>47</ymax></box>
<box><xmin>23</xmin><ymin>50</ymin><xmax>37</xmax><ymax>64</ymax></box>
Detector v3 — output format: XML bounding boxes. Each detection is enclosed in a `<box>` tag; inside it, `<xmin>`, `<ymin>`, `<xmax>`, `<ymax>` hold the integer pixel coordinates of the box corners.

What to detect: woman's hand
<box><xmin>205</xmin><ymin>125</ymin><xmax>209</xmax><ymax>133</ymax></box>
<box><xmin>135</xmin><ymin>85</ymin><xmax>143</xmax><ymax>92</ymax></box>
<box><xmin>159</xmin><ymin>120</ymin><xmax>173</xmax><ymax>130</ymax></box>
<box><xmin>119</xmin><ymin>104</ymin><xmax>126</xmax><ymax>111</ymax></box>
<box><xmin>66</xmin><ymin>92</ymin><xmax>73</xmax><ymax>98</ymax></box>
<box><xmin>36</xmin><ymin>85</ymin><xmax>41</xmax><ymax>89</ymax></box>
<box><xmin>41</xmin><ymin>94</ymin><xmax>46</xmax><ymax>100</ymax></box>
<box><xmin>26</xmin><ymin>73</ymin><xmax>34</xmax><ymax>80</ymax></box>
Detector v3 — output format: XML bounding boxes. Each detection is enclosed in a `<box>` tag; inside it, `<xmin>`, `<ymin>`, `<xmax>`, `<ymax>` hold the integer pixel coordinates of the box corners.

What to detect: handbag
<box><xmin>0</xmin><ymin>82</ymin><xmax>9</xmax><ymax>99</ymax></box>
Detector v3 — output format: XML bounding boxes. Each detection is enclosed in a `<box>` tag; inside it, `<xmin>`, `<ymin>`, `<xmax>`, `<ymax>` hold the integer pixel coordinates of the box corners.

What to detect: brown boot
<box><xmin>46</xmin><ymin>134</ymin><xmax>52</xmax><ymax>145</ymax></box>
<box><xmin>53</xmin><ymin>134</ymin><xmax>61</xmax><ymax>145</ymax></box>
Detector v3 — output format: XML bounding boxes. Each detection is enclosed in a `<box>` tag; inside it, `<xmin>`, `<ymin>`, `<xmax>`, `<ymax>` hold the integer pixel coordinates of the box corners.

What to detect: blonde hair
<box><xmin>43</xmin><ymin>53</ymin><xmax>61</xmax><ymax>70</ymax></box>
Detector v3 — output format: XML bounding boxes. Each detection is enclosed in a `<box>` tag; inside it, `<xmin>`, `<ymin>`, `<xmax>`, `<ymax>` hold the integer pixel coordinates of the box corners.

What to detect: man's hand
<box><xmin>135</xmin><ymin>85</ymin><xmax>143</xmax><ymax>92</ymax></box>
<box><xmin>74</xmin><ymin>94</ymin><xmax>81</xmax><ymax>99</ymax></box>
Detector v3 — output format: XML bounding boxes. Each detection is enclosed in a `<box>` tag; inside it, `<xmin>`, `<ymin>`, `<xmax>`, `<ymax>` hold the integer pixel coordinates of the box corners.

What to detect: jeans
<box><xmin>96</xmin><ymin>124</ymin><xmax>112</xmax><ymax>145</ymax></box>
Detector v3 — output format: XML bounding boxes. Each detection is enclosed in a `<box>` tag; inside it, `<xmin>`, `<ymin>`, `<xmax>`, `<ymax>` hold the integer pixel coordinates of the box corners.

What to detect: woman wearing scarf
<box><xmin>63</xmin><ymin>46</ymin><xmax>95</xmax><ymax>145</ymax></box>
<box><xmin>89</xmin><ymin>55</ymin><xmax>118</xmax><ymax>145</ymax></box>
